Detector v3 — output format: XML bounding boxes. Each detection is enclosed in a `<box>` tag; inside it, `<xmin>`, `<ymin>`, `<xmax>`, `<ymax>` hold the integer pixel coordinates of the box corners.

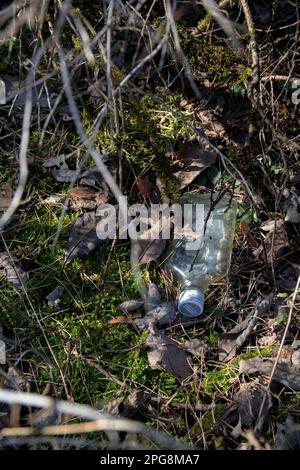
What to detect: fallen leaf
<box><xmin>240</xmin><ymin>221</ymin><xmax>259</xmax><ymax>248</ymax></box>
<box><xmin>108</xmin><ymin>315</ymin><xmax>128</xmax><ymax>325</ymax></box>
<box><xmin>46</xmin><ymin>286</ymin><xmax>64</xmax><ymax>309</ymax></box>
<box><xmin>239</xmin><ymin>357</ymin><xmax>300</xmax><ymax>391</ymax></box>
<box><xmin>131</xmin><ymin>237</ymin><xmax>166</xmax><ymax>265</ymax></box>
<box><xmin>146</xmin><ymin>325</ymin><xmax>193</xmax><ymax>381</ymax></box>
<box><xmin>231</xmin><ymin>379</ymin><xmax>272</xmax><ymax>437</ymax></box>
<box><xmin>145</xmin><ymin>283</ymin><xmax>162</xmax><ymax>311</ymax></box>
<box><xmin>218</xmin><ymin>294</ymin><xmax>274</xmax><ymax>362</ymax></box>
<box><xmin>43</xmin><ymin>155</ymin><xmax>78</xmax><ymax>183</ymax></box>
<box><xmin>0</xmin><ymin>252</ymin><xmax>29</xmax><ymax>291</ymax></box>
<box><xmin>283</xmin><ymin>188</ymin><xmax>300</xmax><ymax>223</ymax></box>
<box><xmin>136</xmin><ymin>176</ymin><xmax>162</xmax><ymax>204</ymax></box>
<box><xmin>79</xmin><ymin>165</ymin><xmax>108</xmax><ymax>188</ymax></box>
<box><xmin>257</xmin><ymin>319</ymin><xmax>284</xmax><ymax>348</ymax></box>
<box><xmin>4</xmin><ymin>366</ymin><xmax>28</xmax><ymax>391</ymax></box>
<box><xmin>131</xmin><ymin>215</ymin><xmax>169</xmax><ymax>264</ymax></box>
<box><xmin>136</xmin><ymin>175</ymin><xmax>153</xmax><ymax>200</ymax></box>
<box><xmin>69</xmin><ymin>187</ymin><xmax>109</xmax><ymax>210</ymax></box>
<box><xmin>171</xmin><ymin>139</ymin><xmax>217</xmax><ymax>188</ymax></box>
<box><xmin>119</xmin><ymin>299</ymin><xmax>144</xmax><ymax>312</ymax></box>
<box><xmin>0</xmin><ymin>182</ymin><xmax>14</xmax><ymax>211</ymax></box>
<box><xmin>134</xmin><ymin>302</ymin><xmax>176</xmax><ymax>330</ymax></box>
<box><xmin>65</xmin><ymin>212</ymin><xmax>103</xmax><ymax>264</ymax></box>
<box><xmin>273</xmin><ymin>415</ymin><xmax>300</xmax><ymax>450</ymax></box>
<box><xmin>253</xmin><ymin>220</ymin><xmax>288</xmax><ymax>265</ymax></box>
<box><xmin>181</xmin><ymin>339</ymin><xmax>208</xmax><ymax>358</ymax></box>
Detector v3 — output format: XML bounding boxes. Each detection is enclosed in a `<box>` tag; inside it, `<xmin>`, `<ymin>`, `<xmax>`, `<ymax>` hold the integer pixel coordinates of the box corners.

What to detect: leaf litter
<box><xmin>146</xmin><ymin>324</ymin><xmax>193</xmax><ymax>382</ymax></box>
<box><xmin>239</xmin><ymin>357</ymin><xmax>300</xmax><ymax>391</ymax></box>
<box><xmin>0</xmin><ymin>252</ymin><xmax>29</xmax><ymax>291</ymax></box>
<box><xmin>170</xmin><ymin>138</ymin><xmax>217</xmax><ymax>188</ymax></box>
<box><xmin>231</xmin><ymin>379</ymin><xmax>272</xmax><ymax>438</ymax></box>
<box><xmin>64</xmin><ymin>212</ymin><xmax>103</xmax><ymax>264</ymax></box>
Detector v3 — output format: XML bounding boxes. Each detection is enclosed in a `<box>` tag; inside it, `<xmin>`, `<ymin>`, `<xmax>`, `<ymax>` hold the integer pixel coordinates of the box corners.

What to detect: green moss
<box><xmin>177</xmin><ymin>26</ymin><xmax>247</xmax><ymax>86</ymax></box>
<box><xmin>202</xmin><ymin>346</ymin><xmax>276</xmax><ymax>394</ymax></box>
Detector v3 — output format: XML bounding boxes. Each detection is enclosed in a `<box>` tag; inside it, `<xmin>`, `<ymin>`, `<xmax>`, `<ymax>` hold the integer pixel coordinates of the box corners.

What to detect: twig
<box><xmin>201</xmin><ymin>0</ymin><xmax>241</xmax><ymax>48</ymax></box>
<box><xmin>0</xmin><ymin>389</ymin><xmax>188</xmax><ymax>449</ymax></box>
<box><xmin>240</xmin><ymin>0</ymin><xmax>261</xmax><ymax>104</ymax></box>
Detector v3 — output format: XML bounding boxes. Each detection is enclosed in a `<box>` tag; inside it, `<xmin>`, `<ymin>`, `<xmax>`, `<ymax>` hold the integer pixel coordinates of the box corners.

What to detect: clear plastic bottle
<box><xmin>165</xmin><ymin>192</ymin><xmax>237</xmax><ymax>317</ymax></box>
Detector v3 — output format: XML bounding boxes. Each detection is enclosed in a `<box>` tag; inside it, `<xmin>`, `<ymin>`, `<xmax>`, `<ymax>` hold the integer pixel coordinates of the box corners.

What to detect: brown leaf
<box><xmin>239</xmin><ymin>357</ymin><xmax>300</xmax><ymax>390</ymax></box>
<box><xmin>171</xmin><ymin>139</ymin><xmax>217</xmax><ymax>188</ymax></box>
<box><xmin>136</xmin><ymin>176</ymin><xmax>162</xmax><ymax>203</ymax></box>
<box><xmin>131</xmin><ymin>218</ymin><xmax>167</xmax><ymax>265</ymax></box>
<box><xmin>136</xmin><ymin>175</ymin><xmax>153</xmax><ymax>200</ymax></box>
<box><xmin>108</xmin><ymin>315</ymin><xmax>128</xmax><ymax>325</ymax></box>
<box><xmin>240</xmin><ymin>221</ymin><xmax>259</xmax><ymax>248</ymax></box>
<box><xmin>232</xmin><ymin>379</ymin><xmax>272</xmax><ymax>437</ymax></box>
<box><xmin>69</xmin><ymin>187</ymin><xmax>109</xmax><ymax>210</ymax></box>
<box><xmin>0</xmin><ymin>182</ymin><xmax>14</xmax><ymax>210</ymax></box>
<box><xmin>253</xmin><ymin>219</ymin><xmax>288</xmax><ymax>265</ymax></box>
<box><xmin>146</xmin><ymin>326</ymin><xmax>193</xmax><ymax>382</ymax></box>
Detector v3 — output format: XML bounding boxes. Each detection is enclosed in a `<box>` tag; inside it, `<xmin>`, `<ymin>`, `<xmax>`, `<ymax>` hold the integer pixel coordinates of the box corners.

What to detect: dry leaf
<box><xmin>218</xmin><ymin>294</ymin><xmax>274</xmax><ymax>362</ymax></box>
<box><xmin>43</xmin><ymin>155</ymin><xmax>78</xmax><ymax>183</ymax></box>
<box><xmin>0</xmin><ymin>182</ymin><xmax>14</xmax><ymax>211</ymax></box>
<box><xmin>146</xmin><ymin>326</ymin><xmax>193</xmax><ymax>381</ymax></box>
<box><xmin>65</xmin><ymin>212</ymin><xmax>103</xmax><ymax>264</ymax></box>
<box><xmin>119</xmin><ymin>299</ymin><xmax>144</xmax><ymax>312</ymax></box>
<box><xmin>46</xmin><ymin>286</ymin><xmax>64</xmax><ymax>309</ymax></box>
<box><xmin>108</xmin><ymin>315</ymin><xmax>128</xmax><ymax>325</ymax></box>
<box><xmin>253</xmin><ymin>220</ymin><xmax>288</xmax><ymax>265</ymax></box>
<box><xmin>0</xmin><ymin>252</ymin><xmax>29</xmax><ymax>291</ymax></box>
<box><xmin>136</xmin><ymin>176</ymin><xmax>162</xmax><ymax>204</ymax></box>
<box><xmin>136</xmin><ymin>175</ymin><xmax>153</xmax><ymax>200</ymax></box>
<box><xmin>273</xmin><ymin>415</ymin><xmax>300</xmax><ymax>450</ymax></box>
<box><xmin>240</xmin><ymin>221</ymin><xmax>259</xmax><ymax>248</ymax></box>
<box><xmin>132</xmin><ymin>237</ymin><xmax>166</xmax><ymax>264</ymax></box>
<box><xmin>79</xmin><ymin>165</ymin><xmax>108</xmax><ymax>188</ymax></box>
<box><xmin>239</xmin><ymin>357</ymin><xmax>300</xmax><ymax>390</ymax></box>
<box><xmin>181</xmin><ymin>339</ymin><xmax>208</xmax><ymax>358</ymax></box>
<box><xmin>231</xmin><ymin>379</ymin><xmax>272</xmax><ymax>437</ymax></box>
<box><xmin>145</xmin><ymin>283</ymin><xmax>162</xmax><ymax>311</ymax></box>
<box><xmin>69</xmin><ymin>187</ymin><xmax>109</xmax><ymax>210</ymax></box>
<box><xmin>4</xmin><ymin>366</ymin><xmax>28</xmax><ymax>391</ymax></box>
<box><xmin>134</xmin><ymin>302</ymin><xmax>176</xmax><ymax>330</ymax></box>
<box><xmin>171</xmin><ymin>139</ymin><xmax>217</xmax><ymax>188</ymax></box>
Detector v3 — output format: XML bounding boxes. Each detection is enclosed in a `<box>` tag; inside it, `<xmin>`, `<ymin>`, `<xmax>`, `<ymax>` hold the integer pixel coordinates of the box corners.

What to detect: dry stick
<box><xmin>201</xmin><ymin>0</ymin><xmax>241</xmax><ymax>49</ymax></box>
<box><xmin>0</xmin><ymin>28</ymin><xmax>51</xmax><ymax>232</ymax></box>
<box><xmin>165</xmin><ymin>0</ymin><xmax>202</xmax><ymax>100</ymax></box>
<box><xmin>0</xmin><ymin>389</ymin><xmax>188</xmax><ymax>449</ymax></box>
<box><xmin>255</xmin><ymin>274</ymin><xmax>300</xmax><ymax>432</ymax></box>
<box><xmin>240</xmin><ymin>0</ymin><xmax>261</xmax><ymax>104</ymax></box>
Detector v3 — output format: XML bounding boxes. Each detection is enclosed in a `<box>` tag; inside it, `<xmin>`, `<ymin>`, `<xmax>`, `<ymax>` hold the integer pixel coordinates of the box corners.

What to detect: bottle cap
<box><xmin>178</xmin><ymin>289</ymin><xmax>205</xmax><ymax>317</ymax></box>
